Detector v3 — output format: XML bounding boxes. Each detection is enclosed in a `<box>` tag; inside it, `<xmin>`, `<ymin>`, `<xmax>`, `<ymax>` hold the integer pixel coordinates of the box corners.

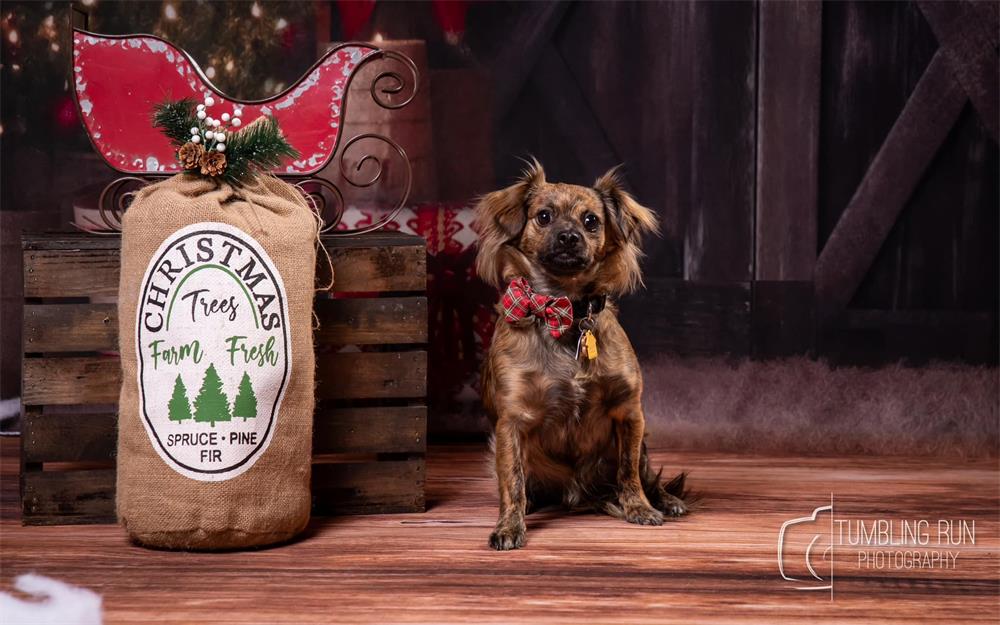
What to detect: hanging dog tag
<box><xmin>575</xmin><ymin>313</ymin><xmax>596</xmax><ymax>361</ymax></box>
<box><xmin>575</xmin><ymin>330</ymin><xmax>587</xmax><ymax>360</ymax></box>
<box><xmin>585</xmin><ymin>330</ymin><xmax>598</xmax><ymax>360</ymax></box>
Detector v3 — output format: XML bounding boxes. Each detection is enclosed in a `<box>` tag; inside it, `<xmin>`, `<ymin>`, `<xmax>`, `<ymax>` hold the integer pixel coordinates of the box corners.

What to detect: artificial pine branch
<box><xmin>153</xmin><ymin>98</ymin><xmax>198</xmax><ymax>147</ymax></box>
<box><xmin>154</xmin><ymin>97</ymin><xmax>299</xmax><ymax>184</ymax></box>
<box><xmin>222</xmin><ymin>116</ymin><xmax>299</xmax><ymax>184</ymax></box>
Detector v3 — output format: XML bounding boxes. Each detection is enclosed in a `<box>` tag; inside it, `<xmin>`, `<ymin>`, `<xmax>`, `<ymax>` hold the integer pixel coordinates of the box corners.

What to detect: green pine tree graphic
<box><xmin>232</xmin><ymin>372</ymin><xmax>258</xmax><ymax>421</ymax></box>
<box><xmin>193</xmin><ymin>363</ymin><xmax>231</xmax><ymax>427</ymax></box>
<box><xmin>167</xmin><ymin>374</ymin><xmax>192</xmax><ymax>422</ymax></box>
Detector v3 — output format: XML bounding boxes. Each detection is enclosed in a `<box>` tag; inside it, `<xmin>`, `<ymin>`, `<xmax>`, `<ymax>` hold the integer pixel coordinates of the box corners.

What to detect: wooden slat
<box><xmin>24</xmin><ymin>351</ymin><xmax>426</xmax><ymax>405</ymax></box>
<box><xmin>22</xmin><ymin>357</ymin><xmax>120</xmax><ymax>406</ymax></box>
<box><xmin>24</xmin><ymin>297</ymin><xmax>426</xmax><ymax>353</ymax></box>
<box><xmin>21</xmin><ymin>458</ymin><xmax>426</xmax><ymax>524</ymax></box>
<box><xmin>750</xmin><ymin>281</ymin><xmax>815</xmax><ymax>357</ymax></box>
<box><xmin>315</xmin><ymin>406</ymin><xmax>426</xmax><ymax>454</ymax></box>
<box><xmin>527</xmin><ymin>44</ymin><xmax>623</xmax><ymax>180</ymax></box>
<box><xmin>918</xmin><ymin>1</ymin><xmax>999</xmax><ymax>141</ymax></box>
<box><xmin>23</xmin><ymin>304</ymin><xmax>117</xmax><ymax>352</ymax></box>
<box><xmin>490</xmin><ymin>1</ymin><xmax>570</xmax><ymax>120</ymax></box>
<box><xmin>23</xmin><ymin>249</ymin><xmax>121</xmax><ymax>298</ymax></box>
<box><xmin>686</xmin><ymin>1</ymin><xmax>757</xmax><ymax>282</ymax></box>
<box><xmin>618</xmin><ymin>278</ymin><xmax>751</xmax><ymax>358</ymax></box>
<box><xmin>312</xmin><ymin>459</ymin><xmax>425</xmax><ymax>515</ymax></box>
<box><xmin>22</xmin><ymin>411</ymin><xmax>116</xmax><ymax>463</ymax></box>
<box><xmin>23</xmin><ymin>232</ymin><xmax>426</xmax><ymax>297</ymax></box>
<box><xmin>323</xmin><ymin>242</ymin><xmax>426</xmax><ymax>293</ymax></box>
<box><xmin>21</xmin><ymin>468</ymin><xmax>116</xmax><ymax>525</ymax></box>
<box><xmin>314</xmin><ymin>297</ymin><xmax>427</xmax><ymax>344</ymax></box>
<box><xmin>814</xmin><ymin>51</ymin><xmax>968</xmax><ymax>324</ymax></box>
<box><xmin>316</xmin><ymin>351</ymin><xmax>426</xmax><ymax>400</ymax></box>
<box><xmin>22</xmin><ymin>405</ymin><xmax>426</xmax><ymax>464</ymax></box>
<box><xmin>755</xmin><ymin>0</ymin><xmax>821</xmax><ymax>281</ymax></box>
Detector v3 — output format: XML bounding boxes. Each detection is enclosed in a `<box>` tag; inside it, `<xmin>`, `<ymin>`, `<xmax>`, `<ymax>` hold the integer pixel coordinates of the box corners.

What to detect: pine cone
<box><xmin>177</xmin><ymin>142</ymin><xmax>205</xmax><ymax>170</ymax></box>
<box><xmin>199</xmin><ymin>151</ymin><xmax>227</xmax><ymax>177</ymax></box>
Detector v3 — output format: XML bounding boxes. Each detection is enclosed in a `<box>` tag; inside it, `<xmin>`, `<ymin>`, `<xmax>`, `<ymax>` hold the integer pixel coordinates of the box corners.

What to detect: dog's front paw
<box><xmin>662</xmin><ymin>493</ymin><xmax>688</xmax><ymax>517</ymax></box>
<box><xmin>489</xmin><ymin>522</ymin><xmax>526</xmax><ymax>551</ymax></box>
<box><xmin>623</xmin><ymin>503</ymin><xmax>664</xmax><ymax>526</ymax></box>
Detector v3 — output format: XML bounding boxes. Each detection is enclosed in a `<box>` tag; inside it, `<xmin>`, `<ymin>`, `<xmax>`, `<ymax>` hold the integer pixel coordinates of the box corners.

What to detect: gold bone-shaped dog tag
<box><xmin>585</xmin><ymin>330</ymin><xmax>598</xmax><ymax>360</ymax></box>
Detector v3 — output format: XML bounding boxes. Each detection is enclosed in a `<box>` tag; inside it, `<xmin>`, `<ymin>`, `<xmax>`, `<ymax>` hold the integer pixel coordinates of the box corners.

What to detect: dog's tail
<box><xmin>660</xmin><ymin>470</ymin><xmax>688</xmax><ymax>500</ymax></box>
<box><xmin>644</xmin><ymin>466</ymin><xmax>692</xmax><ymax>512</ymax></box>
<box><xmin>640</xmin><ymin>443</ymin><xmax>694</xmax><ymax>515</ymax></box>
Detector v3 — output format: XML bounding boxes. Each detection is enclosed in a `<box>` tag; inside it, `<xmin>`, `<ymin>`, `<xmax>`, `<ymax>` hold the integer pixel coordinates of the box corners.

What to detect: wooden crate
<box><xmin>20</xmin><ymin>232</ymin><xmax>427</xmax><ymax>525</ymax></box>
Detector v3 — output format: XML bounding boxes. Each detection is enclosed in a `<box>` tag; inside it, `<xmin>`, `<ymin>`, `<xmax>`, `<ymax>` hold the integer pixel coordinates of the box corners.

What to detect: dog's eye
<box><xmin>536</xmin><ymin>209</ymin><xmax>552</xmax><ymax>226</ymax></box>
<box><xmin>583</xmin><ymin>213</ymin><xmax>600</xmax><ymax>232</ymax></box>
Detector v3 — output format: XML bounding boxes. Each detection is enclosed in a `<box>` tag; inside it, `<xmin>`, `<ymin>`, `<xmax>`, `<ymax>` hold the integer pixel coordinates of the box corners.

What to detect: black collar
<box><xmin>571</xmin><ymin>293</ymin><xmax>607</xmax><ymax>322</ymax></box>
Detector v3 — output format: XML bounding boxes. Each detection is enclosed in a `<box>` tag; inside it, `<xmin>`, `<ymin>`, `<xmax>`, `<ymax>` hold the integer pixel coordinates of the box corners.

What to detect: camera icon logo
<box><xmin>778</xmin><ymin>495</ymin><xmax>835</xmax><ymax>595</ymax></box>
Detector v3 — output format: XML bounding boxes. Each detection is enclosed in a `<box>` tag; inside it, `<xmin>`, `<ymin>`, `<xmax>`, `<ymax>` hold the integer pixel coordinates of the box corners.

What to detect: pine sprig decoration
<box><xmin>152</xmin><ymin>96</ymin><xmax>299</xmax><ymax>184</ymax></box>
<box><xmin>153</xmin><ymin>98</ymin><xmax>199</xmax><ymax>147</ymax></box>
<box><xmin>223</xmin><ymin>116</ymin><xmax>299</xmax><ymax>183</ymax></box>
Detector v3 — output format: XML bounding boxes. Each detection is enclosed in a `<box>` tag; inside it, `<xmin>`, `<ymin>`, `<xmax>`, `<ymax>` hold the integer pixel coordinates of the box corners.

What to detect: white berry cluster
<box><xmin>189</xmin><ymin>94</ymin><xmax>244</xmax><ymax>153</ymax></box>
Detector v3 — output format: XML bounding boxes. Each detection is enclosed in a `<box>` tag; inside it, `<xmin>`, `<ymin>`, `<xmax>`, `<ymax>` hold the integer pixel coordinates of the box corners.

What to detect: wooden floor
<box><xmin>1</xmin><ymin>436</ymin><xmax>997</xmax><ymax>624</ymax></box>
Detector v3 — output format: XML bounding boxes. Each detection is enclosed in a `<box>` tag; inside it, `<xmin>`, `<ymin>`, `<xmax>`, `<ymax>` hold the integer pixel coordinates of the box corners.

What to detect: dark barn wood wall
<box><xmin>468</xmin><ymin>0</ymin><xmax>998</xmax><ymax>364</ymax></box>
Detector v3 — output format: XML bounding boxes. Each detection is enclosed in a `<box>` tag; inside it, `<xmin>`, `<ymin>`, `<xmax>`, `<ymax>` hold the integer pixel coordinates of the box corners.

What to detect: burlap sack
<box><xmin>117</xmin><ymin>173</ymin><xmax>316</xmax><ymax>549</ymax></box>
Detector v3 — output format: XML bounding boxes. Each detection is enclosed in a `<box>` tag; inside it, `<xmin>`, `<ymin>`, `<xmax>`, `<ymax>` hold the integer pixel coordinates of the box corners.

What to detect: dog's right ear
<box><xmin>473</xmin><ymin>159</ymin><xmax>545</xmax><ymax>287</ymax></box>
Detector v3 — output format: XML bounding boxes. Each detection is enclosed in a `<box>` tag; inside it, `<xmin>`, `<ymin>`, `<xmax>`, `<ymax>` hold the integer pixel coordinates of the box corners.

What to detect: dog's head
<box><xmin>474</xmin><ymin>159</ymin><xmax>658</xmax><ymax>297</ymax></box>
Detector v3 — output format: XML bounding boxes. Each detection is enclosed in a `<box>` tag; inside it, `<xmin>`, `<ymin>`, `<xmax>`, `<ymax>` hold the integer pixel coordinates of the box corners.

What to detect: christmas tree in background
<box><xmin>232</xmin><ymin>372</ymin><xmax>258</xmax><ymax>421</ymax></box>
<box><xmin>193</xmin><ymin>364</ymin><xmax>231</xmax><ymax>428</ymax></box>
<box><xmin>168</xmin><ymin>374</ymin><xmax>192</xmax><ymax>423</ymax></box>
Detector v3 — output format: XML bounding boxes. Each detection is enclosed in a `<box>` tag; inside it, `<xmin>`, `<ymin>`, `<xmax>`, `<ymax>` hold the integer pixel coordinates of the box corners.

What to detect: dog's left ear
<box><xmin>594</xmin><ymin>166</ymin><xmax>660</xmax><ymax>245</ymax></box>
<box><xmin>593</xmin><ymin>166</ymin><xmax>659</xmax><ymax>295</ymax></box>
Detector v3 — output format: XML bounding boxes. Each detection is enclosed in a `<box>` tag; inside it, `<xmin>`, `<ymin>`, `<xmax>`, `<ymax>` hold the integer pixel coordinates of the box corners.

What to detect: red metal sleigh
<box><xmin>72</xmin><ymin>28</ymin><xmax>418</xmax><ymax>236</ymax></box>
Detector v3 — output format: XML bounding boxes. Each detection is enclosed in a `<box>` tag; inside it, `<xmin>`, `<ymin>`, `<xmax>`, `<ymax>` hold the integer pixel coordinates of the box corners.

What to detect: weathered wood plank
<box><xmin>751</xmin><ymin>281</ymin><xmax>815</xmax><ymax>357</ymax></box>
<box><xmin>23</xmin><ymin>304</ymin><xmax>118</xmax><ymax>352</ymax></box>
<box><xmin>686</xmin><ymin>1</ymin><xmax>757</xmax><ymax>282</ymax></box>
<box><xmin>314</xmin><ymin>406</ymin><xmax>426</xmax><ymax>455</ymax></box>
<box><xmin>22</xmin><ymin>410</ymin><xmax>116</xmax><ymax>464</ymax></box>
<box><xmin>24</xmin><ymin>297</ymin><xmax>426</xmax><ymax>352</ymax></box>
<box><xmin>489</xmin><ymin>1</ymin><xmax>570</xmax><ymax>120</ymax></box>
<box><xmin>314</xmin><ymin>297</ymin><xmax>427</xmax><ymax>344</ymax></box>
<box><xmin>22</xmin><ymin>357</ymin><xmax>120</xmax><ymax>406</ymax></box>
<box><xmin>24</xmin><ymin>351</ymin><xmax>426</xmax><ymax>405</ymax></box>
<box><xmin>814</xmin><ymin>51</ymin><xmax>967</xmax><ymax>324</ymax></box>
<box><xmin>556</xmin><ymin>1</ymin><xmax>695</xmax><ymax>279</ymax></box>
<box><xmin>23</xmin><ymin>249</ymin><xmax>121</xmax><ymax>298</ymax></box>
<box><xmin>323</xmin><ymin>243</ymin><xmax>426</xmax><ymax>293</ymax></box>
<box><xmin>23</xmin><ymin>233</ymin><xmax>426</xmax><ymax>297</ymax></box>
<box><xmin>527</xmin><ymin>44</ymin><xmax>622</xmax><ymax>180</ymax></box>
<box><xmin>918</xmin><ymin>1</ymin><xmax>999</xmax><ymax>141</ymax></box>
<box><xmin>312</xmin><ymin>459</ymin><xmax>425</xmax><ymax>515</ymax></box>
<box><xmin>618</xmin><ymin>278</ymin><xmax>751</xmax><ymax>358</ymax></box>
<box><xmin>820</xmin><ymin>309</ymin><xmax>997</xmax><ymax>365</ymax></box>
<box><xmin>755</xmin><ymin>0</ymin><xmax>821</xmax><ymax>281</ymax></box>
<box><xmin>21</xmin><ymin>458</ymin><xmax>426</xmax><ymax>524</ymax></box>
<box><xmin>316</xmin><ymin>351</ymin><xmax>427</xmax><ymax>400</ymax></box>
<box><xmin>23</xmin><ymin>405</ymin><xmax>427</xmax><ymax>464</ymax></box>
<box><xmin>21</xmin><ymin>468</ymin><xmax>116</xmax><ymax>525</ymax></box>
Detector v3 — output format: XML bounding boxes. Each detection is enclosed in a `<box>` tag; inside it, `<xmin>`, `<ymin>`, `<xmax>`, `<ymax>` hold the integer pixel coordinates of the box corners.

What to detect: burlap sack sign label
<box><xmin>135</xmin><ymin>221</ymin><xmax>290</xmax><ymax>482</ymax></box>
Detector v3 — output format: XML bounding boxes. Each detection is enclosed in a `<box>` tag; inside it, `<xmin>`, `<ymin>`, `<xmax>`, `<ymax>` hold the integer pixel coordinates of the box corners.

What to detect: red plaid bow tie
<box><xmin>501</xmin><ymin>277</ymin><xmax>573</xmax><ymax>338</ymax></box>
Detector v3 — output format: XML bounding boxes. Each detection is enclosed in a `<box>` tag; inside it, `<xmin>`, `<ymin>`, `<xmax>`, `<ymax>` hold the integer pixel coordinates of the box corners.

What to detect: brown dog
<box><xmin>475</xmin><ymin>160</ymin><xmax>688</xmax><ymax>550</ymax></box>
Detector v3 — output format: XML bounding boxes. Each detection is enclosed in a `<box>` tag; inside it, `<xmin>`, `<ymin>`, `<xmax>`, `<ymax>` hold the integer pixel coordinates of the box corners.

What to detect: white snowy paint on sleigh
<box><xmin>72</xmin><ymin>28</ymin><xmax>417</xmax><ymax>236</ymax></box>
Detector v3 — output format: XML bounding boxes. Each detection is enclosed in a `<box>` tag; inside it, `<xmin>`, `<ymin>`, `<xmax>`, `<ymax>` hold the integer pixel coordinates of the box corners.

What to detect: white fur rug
<box><xmin>0</xmin><ymin>574</ymin><xmax>102</xmax><ymax>625</ymax></box>
<box><xmin>642</xmin><ymin>357</ymin><xmax>999</xmax><ymax>457</ymax></box>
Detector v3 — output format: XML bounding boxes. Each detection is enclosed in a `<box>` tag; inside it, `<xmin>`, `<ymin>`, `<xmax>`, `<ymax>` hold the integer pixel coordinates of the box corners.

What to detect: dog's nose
<box><xmin>557</xmin><ymin>230</ymin><xmax>581</xmax><ymax>247</ymax></box>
